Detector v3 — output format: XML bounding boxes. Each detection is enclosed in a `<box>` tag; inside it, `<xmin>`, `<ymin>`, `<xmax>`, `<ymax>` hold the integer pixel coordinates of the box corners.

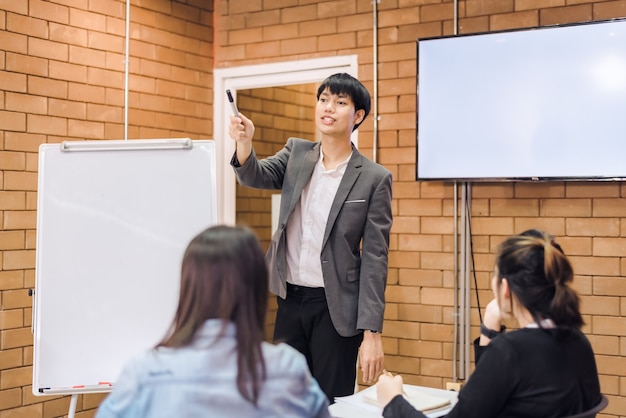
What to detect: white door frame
<box><xmin>213</xmin><ymin>55</ymin><xmax>359</xmax><ymax>224</ymax></box>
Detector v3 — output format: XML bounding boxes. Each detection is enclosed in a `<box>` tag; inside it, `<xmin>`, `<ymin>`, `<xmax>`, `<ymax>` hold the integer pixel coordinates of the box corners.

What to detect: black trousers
<box><xmin>273</xmin><ymin>283</ymin><xmax>363</xmax><ymax>402</ymax></box>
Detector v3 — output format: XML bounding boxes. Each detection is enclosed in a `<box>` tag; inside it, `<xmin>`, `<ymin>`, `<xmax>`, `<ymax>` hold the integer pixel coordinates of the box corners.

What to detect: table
<box><xmin>329</xmin><ymin>384</ymin><xmax>458</xmax><ymax>418</ymax></box>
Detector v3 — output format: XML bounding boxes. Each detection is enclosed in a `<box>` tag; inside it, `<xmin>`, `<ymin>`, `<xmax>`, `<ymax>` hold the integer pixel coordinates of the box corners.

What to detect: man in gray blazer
<box><xmin>229</xmin><ymin>73</ymin><xmax>392</xmax><ymax>401</ymax></box>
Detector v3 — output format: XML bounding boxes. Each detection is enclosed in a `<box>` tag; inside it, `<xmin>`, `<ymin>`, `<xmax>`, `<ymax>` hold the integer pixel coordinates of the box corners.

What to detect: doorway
<box><xmin>213</xmin><ymin>55</ymin><xmax>359</xmax><ymax>225</ymax></box>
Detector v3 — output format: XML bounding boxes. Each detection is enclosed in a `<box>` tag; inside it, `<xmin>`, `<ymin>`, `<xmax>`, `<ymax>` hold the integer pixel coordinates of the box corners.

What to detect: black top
<box><xmin>383</xmin><ymin>328</ymin><xmax>602</xmax><ymax>418</ymax></box>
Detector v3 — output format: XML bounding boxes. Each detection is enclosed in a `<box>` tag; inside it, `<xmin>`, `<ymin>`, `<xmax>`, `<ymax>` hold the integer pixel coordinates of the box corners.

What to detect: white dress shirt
<box><xmin>285</xmin><ymin>149</ymin><xmax>351</xmax><ymax>288</ymax></box>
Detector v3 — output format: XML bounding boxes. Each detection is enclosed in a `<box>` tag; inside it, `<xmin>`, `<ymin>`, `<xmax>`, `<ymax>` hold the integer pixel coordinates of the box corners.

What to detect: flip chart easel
<box><xmin>32</xmin><ymin>139</ymin><xmax>218</xmax><ymax>417</ymax></box>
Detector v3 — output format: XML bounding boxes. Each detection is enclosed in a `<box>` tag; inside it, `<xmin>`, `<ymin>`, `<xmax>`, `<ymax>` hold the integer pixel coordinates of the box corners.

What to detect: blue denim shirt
<box><xmin>96</xmin><ymin>320</ymin><xmax>330</xmax><ymax>418</ymax></box>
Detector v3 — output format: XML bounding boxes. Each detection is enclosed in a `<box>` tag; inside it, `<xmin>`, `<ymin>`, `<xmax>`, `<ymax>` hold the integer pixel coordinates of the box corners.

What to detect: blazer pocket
<box><xmin>346</xmin><ymin>267</ymin><xmax>361</xmax><ymax>282</ymax></box>
<box><xmin>345</xmin><ymin>199</ymin><xmax>366</xmax><ymax>204</ymax></box>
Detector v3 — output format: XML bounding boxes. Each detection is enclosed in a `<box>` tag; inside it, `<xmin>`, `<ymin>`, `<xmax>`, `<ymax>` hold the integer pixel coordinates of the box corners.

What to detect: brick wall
<box><xmin>2</xmin><ymin>0</ymin><xmax>626</xmax><ymax>416</ymax></box>
<box><xmin>215</xmin><ymin>1</ymin><xmax>626</xmax><ymax>416</ymax></box>
<box><xmin>0</xmin><ymin>0</ymin><xmax>213</xmax><ymax>416</ymax></box>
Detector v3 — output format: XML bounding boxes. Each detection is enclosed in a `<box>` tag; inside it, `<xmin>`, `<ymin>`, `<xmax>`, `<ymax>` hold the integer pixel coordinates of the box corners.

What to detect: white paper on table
<box><xmin>335</xmin><ymin>385</ymin><xmax>452</xmax><ymax>413</ymax></box>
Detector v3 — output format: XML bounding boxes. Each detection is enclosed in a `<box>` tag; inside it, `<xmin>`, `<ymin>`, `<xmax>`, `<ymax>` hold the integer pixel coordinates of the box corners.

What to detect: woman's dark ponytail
<box><xmin>496</xmin><ymin>229</ymin><xmax>584</xmax><ymax>330</ymax></box>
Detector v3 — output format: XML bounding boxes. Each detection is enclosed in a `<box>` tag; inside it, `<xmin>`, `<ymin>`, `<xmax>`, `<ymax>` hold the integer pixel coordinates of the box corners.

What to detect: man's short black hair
<box><xmin>316</xmin><ymin>73</ymin><xmax>371</xmax><ymax>130</ymax></box>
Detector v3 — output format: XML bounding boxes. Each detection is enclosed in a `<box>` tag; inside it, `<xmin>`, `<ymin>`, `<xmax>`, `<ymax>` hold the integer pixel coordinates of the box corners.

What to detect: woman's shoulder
<box><xmin>261</xmin><ymin>341</ymin><xmax>309</xmax><ymax>371</ymax></box>
<box><xmin>493</xmin><ymin>327</ymin><xmax>594</xmax><ymax>355</ymax></box>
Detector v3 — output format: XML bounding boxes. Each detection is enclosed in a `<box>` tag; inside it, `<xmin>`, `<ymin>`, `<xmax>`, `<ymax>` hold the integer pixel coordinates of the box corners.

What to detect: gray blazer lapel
<box><xmin>286</xmin><ymin>142</ymin><xmax>319</xmax><ymax>216</ymax></box>
<box><xmin>322</xmin><ymin>150</ymin><xmax>362</xmax><ymax>248</ymax></box>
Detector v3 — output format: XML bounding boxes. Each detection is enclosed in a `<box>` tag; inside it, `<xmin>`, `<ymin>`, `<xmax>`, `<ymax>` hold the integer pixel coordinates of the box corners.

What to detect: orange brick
<box><xmin>0</xmin><ymin>231</ymin><xmax>25</xmax><ymax>252</ymax></box>
<box><xmin>7</xmin><ymin>13</ymin><xmax>49</xmax><ymax>38</ymax></box>
<box><xmin>104</xmin><ymin>51</ymin><xmax>128</xmax><ymax>73</ymax></box>
<box><xmin>69</xmin><ymin>45</ymin><xmax>106</xmax><ymax>67</ymax></box>
<box><xmin>593</xmin><ymin>276</ymin><xmax>626</xmax><ymax>297</ymax></box>
<box><xmin>0</xmin><ymin>387</ymin><xmax>22</xmax><ymax>410</ymax></box>
<box><xmin>0</xmin><ymin>71</ymin><xmax>27</xmax><ymax>93</ymax></box>
<box><xmin>67</xmin><ymin>119</ymin><xmax>105</xmax><ymax>139</ymax></box>
<box><xmin>467</xmin><ymin>0</ymin><xmax>514</xmax><ymax>16</ymax></box>
<box><xmin>5</xmin><ymin>53</ymin><xmax>48</xmax><ymax>77</ymax></box>
<box><xmin>458</xmin><ymin>16</ymin><xmax>490</xmax><ymax>34</ymax></box>
<box><xmin>567</xmin><ymin>182</ymin><xmax>620</xmax><ymax>198</ymax></box>
<box><xmin>591</xmin><ymin>316</ymin><xmax>626</xmax><ymax>338</ymax></box>
<box><xmin>0</xmin><ymin>309</ymin><xmax>23</xmax><ymax>330</ymax></box>
<box><xmin>0</xmin><ymin>111</ymin><xmax>26</xmax><ymax>132</ymax></box>
<box><xmin>398</xmin><ymin>303</ymin><xmax>443</xmax><ymax>323</ymax></box>
<box><xmin>541</xmin><ymin>198</ymin><xmax>592</xmax><ymax>217</ymax></box>
<box><xmin>420</xmin><ymin>323</ymin><xmax>455</xmax><ymax>342</ymax></box>
<box><xmin>594</xmin><ymin>1</ymin><xmax>626</xmax><ymax>20</ymax></box>
<box><xmin>87</xmin><ymin>67</ymin><xmax>124</xmax><ymax>89</ymax></box>
<box><xmin>230</xmin><ymin>27</ymin><xmax>264</xmax><ymax>45</ymax></box>
<box><xmin>383</xmin><ymin>320</ymin><xmax>421</xmax><ymax>340</ymax></box>
<box><xmin>557</xmin><ymin>236</ymin><xmax>592</xmax><ymax>256</ymax></box>
<box><xmin>540</xmin><ymin>4</ymin><xmax>593</xmax><ymax>25</ymax></box>
<box><xmin>594</xmin><ymin>198</ymin><xmax>626</xmax><ymax>217</ymax></box>
<box><xmin>48</xmin><ymin>98</ymin><xmax>86</xmax><ymax>119</ymax></box>
<box><xmin>386</xmin><ymin>284</ymin><xmax>421</xmax><ymax>304</ymax></box>
<box><xmin>389</xmin><ymin>250</ymin><xmax>421</xmax><ymax>269</ymax></box>
<box><xmin>30</xmin><ymin>0</ymin><xmax>69</xmax><ymax>24</ymax></box>
<box><xmin>49</xmin><ymin>22</ymin><xmax>88</xmax><ymax>47</ymax></box>
<box><xmin>491</xmin><ymin>10</ymin><xmax>540</xmax><ymax>31</ymax></box>
<box><xmin>0</xmin><ymin>151</ymin><xmax>26</xmax><ymax>170</ymax></box>
<box><xmin>581</xmin><ymin>296</ymin><xmax>620</xmax><ymax>316</ymax></box>
<box><xmin>49</xmin><ymin>61</ymin><xmax>88</xmax><ymax>84</ymax></box>
<box><xmin>0</xmin><ymin>364</ymin><xmax>32</xmax><ymax>389</ymax></box>
<box><xmin>28</xmin><ymin>38</ymin><xmax>68</xmax><ymax>61</ymax></box>
<box><xmin>593</xmin><ymin>237</ymin><xmax>626</xmax><ymax>257</ymax></box>
<box><xmin>86</xmin><ymin>103</ymin><xmax>123</xmax><ymax>123</ymax></box>
<box><xmin>571</xmin><ymin>256</ymin><xmax>620</xmax><ymax>276</ymax></box>
<box><xmin>379</xmin><ymin>7</ymin><xmax>421</xmax><ymax>27</ymax></box>
<box><xmin>587</xmin><ymin>335</ymin><xmax>620</xmax><ymax>356</ymax></box>
<box><xmin>4</xmin><ymin>132</ymin><xmax>46</xmax><ymax>153</ymax></box>
<box><xmin>0</xmin><ymin>31</ymin><xmax>27</xmax><ymax>55</ymax></box>
<box><xmin>88</xmin><ymin>31</ymin><xmax>124</xmax><ymax>53</ymax></box>
<box><xmin>422</xmin><ymin>3</ymin><xmax>456</xmax><ymax>23</ymax></box>
<box><xmin>399</xmin><ymin>339</ymin><xmax>443</xmax><ymax>359</ymax></box>
<box><xmin>27</xmin><ymin>114</ymin><xmax>67</xmax><ymax>136</ymax></box>
<box><xmin>567</xmin><ymin>218</ymin><xmax>621</xmax><ymax>237</ymax></box>
<box><xmin>2</xmin><ymin>251</ymin><xmax>32</xmax><ymax>274</ymax></box>
<box><xmin>420</xmin><ymin>217</ymin><xmax>454</xmax><ymax>234</ymax></box>
<box><xmin>0</xmin><ymin>0</ymin><xmax>27</xmax><ymax>14</ymax></box>
<box><xmin>0</xmin><ymin>348</ymin><xmax>22</xmax><ymax>371</ymax></box>
<box><xmin>398</xmin><ymin>234</ymin><xmax>442</xmax><ymax>252</ymax></box>
<box><xmin>319</xmin><ymin>33</ymin><xmax>356</xmax><ymax>51</ymax></box>
<box><xmin>420</xmin><ymin>287</ymin><xmax>455</xmax><ymax>307</ymax></box>
<box><xmin>490</xmin><ymin>198</ymin><xmax>539</xmax><ymax>216</ymax></box>
<box><xmin>68</xmin><ymin>82</ymin><xmax>105</xmax><ymax>103</ymax></box>
<box><xmin>421</xmin><ymin>183</ymin><xmax>455</xmax><ymax>199</ymax></box>
<box><xmin>69</xmin><ymin>8</ymin><xmax>106</xmax><ymax>31</ymax></box>
<box><xmin>28</xmin><ymin>76</ymin><xmax>68</xmax><ymax>99</ymax></box>
<box><xmin>5</xmin><ymin>92</ymin><xmax>47</xmax><ymax>115</ymax></box>
<box><xmin>0</xmin><ymin>270</ymin><xmax>24</xmax><ymax>292</ymax></box>
<box><xmin>515</xmin><ymin>182</ymin><xmax>566</xmax><ymax>198</ymax></box>
<box><xmin>280</xmin><ymin>36</ymin><xmax>317</xmax><ymax>55</ymax></box>
<box><xmin>88</xmin><ymin>0</ymin><xmax>124</xmax><ymax>18</ymax></box>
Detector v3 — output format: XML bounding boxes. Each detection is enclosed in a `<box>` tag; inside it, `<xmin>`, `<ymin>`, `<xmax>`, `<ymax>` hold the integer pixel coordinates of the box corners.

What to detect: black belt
<box><xmin>286</xmin><ymin>282</ymin><xmax>326</xmax><ymax>296</ymax></box>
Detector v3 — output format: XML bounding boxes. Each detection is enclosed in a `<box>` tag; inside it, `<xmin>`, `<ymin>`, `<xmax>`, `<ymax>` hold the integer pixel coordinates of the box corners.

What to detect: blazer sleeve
<box><xmin>230</xmin><ymin>138</ymin><xmax>299</xmax><ymax>190</ymax></box>
<box><xmin>356</xmin><ymin>169</ymin><xmax>393</xmax><ymax>332</ymax></box>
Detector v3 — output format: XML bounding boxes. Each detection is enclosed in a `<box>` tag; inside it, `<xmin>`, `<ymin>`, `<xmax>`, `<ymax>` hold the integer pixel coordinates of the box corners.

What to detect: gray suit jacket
<box><xmin>231</xmin><ymin>138</ymin><xmax>392</xmax><ymax>337</ymax></box>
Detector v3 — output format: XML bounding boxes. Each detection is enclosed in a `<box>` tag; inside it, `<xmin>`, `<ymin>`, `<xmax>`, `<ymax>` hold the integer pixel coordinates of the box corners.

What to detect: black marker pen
<box><xmin>226</xmin><ymin>89</ymin><xmax>239</xmax><ymax>117</ymax></box>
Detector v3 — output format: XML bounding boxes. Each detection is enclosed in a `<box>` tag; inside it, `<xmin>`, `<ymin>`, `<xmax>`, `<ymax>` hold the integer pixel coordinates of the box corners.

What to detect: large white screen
<box><xmin>417</xmin><ymin>19</ymin><xmax>626</xmax><ymax>181</ymax></box>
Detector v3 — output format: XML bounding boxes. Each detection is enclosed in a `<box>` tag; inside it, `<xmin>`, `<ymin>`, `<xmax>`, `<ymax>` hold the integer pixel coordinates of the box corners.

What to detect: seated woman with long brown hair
<box><xmin>377</xmin><ymin>229</ymin><xmax>602</xmax><ymax>418</ymax></box>
<box><xmin>96</xmin><ymin>225</ymin><xmax>330</xmax><ymax>417</ymax></box>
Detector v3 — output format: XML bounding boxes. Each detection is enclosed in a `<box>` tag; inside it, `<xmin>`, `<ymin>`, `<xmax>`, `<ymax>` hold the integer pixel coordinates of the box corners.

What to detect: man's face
<box><xmin>315</xmin><ymin>88</ymin><xmax>364</xmax><ymax>138</ymax></box>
